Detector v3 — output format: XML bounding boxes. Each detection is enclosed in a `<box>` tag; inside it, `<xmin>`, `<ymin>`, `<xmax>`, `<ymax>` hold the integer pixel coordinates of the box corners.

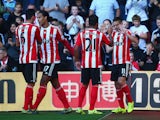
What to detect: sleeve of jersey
<box><xmin>57</xmin><ymin>31</ymin><xmax>74</xmax><ymax>56</ymax></box>
<box><xmin>35</xmin><ymin>27</ymin><xmax>42</xmax><ymax>44</ymax></box>
<box><xmin>75</xmin><ymin>33</ymin><xmax>81</xmax><ymax>46</ymax></box>
<box><xmin>102</xmin><ymin>33</ymin><xmax>111</xmax><ymax>45</ymax></box>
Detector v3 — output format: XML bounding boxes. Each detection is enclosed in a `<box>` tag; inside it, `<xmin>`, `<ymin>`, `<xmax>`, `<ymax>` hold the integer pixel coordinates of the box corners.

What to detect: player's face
<box><xmin>37</xmin><ymin>13</ymin><xmax>46</xmax><ymax>26</ymax></box>
<box><xmin>112</xmin><ymin>21</ymin><xmax>121</xmax><ymax>31</ymax></box>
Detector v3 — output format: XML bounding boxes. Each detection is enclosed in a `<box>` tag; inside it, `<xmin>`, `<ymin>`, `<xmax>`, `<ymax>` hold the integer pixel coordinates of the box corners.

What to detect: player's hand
<box><xmin>75</xmin><ymin>61</ymin><xmax>81</xmax><ymax>70</ymax></box>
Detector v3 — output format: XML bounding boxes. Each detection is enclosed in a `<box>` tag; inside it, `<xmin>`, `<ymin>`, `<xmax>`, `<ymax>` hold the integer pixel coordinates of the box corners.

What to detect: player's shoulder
<box><xmin>49</xmin><ymin>24</ymin><xmax>61</xmax><ymax>32</ymax></box>
<box><xmin>50</xmin><ymin>24</ymin><xmax>59</xmax><ymax>29</ymax></box>
<box><xmin>84</xmin><ymin>28</ymin><xmax>100</xmax><ymax>33</ymax></box>
<box><xmin>126</xmin><ymin>29</ymin><xmax>131</xmax><ymax>34</ymax></box>
<box><xmin>30</xmin><ymin>24</ymin><xmax>40</xmax><ymax>29</ymax></box>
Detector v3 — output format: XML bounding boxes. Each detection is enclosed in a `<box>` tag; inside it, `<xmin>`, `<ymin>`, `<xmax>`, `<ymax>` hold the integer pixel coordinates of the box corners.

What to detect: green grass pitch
<box><xmin>0</xmin><ymin>110</ymin><xmax>110</xmax><ymax>120</ymax></box>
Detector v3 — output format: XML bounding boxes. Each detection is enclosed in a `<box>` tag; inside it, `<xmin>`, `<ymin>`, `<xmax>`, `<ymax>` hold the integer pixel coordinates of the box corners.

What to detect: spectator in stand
<box><xmin>141</xmin><ymin>42</ymin><xmax>159</xmax><ymax>70</ymax></box>
<box><xmin>0</xmin><ymin>14</ymin><xmax>8</xmax><ymax>47</ymax></box>
<box><xmin>0</xmin><ymin>47</ymin><xmax>18</xmax><ymax>72</ymax></box>
<box><xmin>130</xmin><ymin>51</ymin><xmax>140</xmax><ymax>71</ymax></box>
<box><xmin>156</xmin><ymin>52</ymin><xmax>160</xmax><ymax>71</ymax></box>
<box><xmin>148</xmin><ymin>0</ymin><xmax>160</xmax><ymax>32</ymax></box>
<box><xmin>151</xmin><ymin>15</ymin><xmax>160</xmax><ymax>53</ymax></box>
<box><xmin>126</xmin><ymin>0</ymin><xmax>148</xmax><ymax>28</ymax></box>
<box><xmin>0</xmin><ymin>14</ymin><xmax>9</xmax><ymax>35</ymax></box>
<box><xmin>15</xmin><ymin>16</ymin><xmax>24</xmax><ymax>25</ymax></box>
<box><xmin>39</xmin><ymin>0</ymin><xmax>44</xmax><ymax>10</ymax></box>
<box><xmin>0</xmin><ymin>1</ymin><xmax>5</xmax><ymax>15</ymax></box>
<box><xmin>7</xmin><ymin>2</ymin><xmax>22</xmax><ymax>26</ymax></box>
<box><xmin>4</xmin><ymin>22</ymin><xmax>19</xmax><ymax>63</ymax></box>
<box><xmin>75</xmin><ymin>0</ymin><xmax>88</xmax><ymax>20</ymax></box>
<box><xmin>43</xmin><ymin>0</ymin><xmax>69</xmax><ymax>24</ymax></box>
<box><xmin>66</xmin><ymin>5</ymin><xmax>84</xmax><ymax>44</ymax></box>
<box><xmin>100</xmin><ymin>19</ymin><xmax>113</xmax><ymax>71</ymax></box>
<box><xmin>84</xmin><ymin>17</ymin><xmax>89</xmax><ymax>28</ymax></box>
<box><xmin>130</xmin><ymin>15</ymin><xmax>149</xmax><ymax>50</ymax></box>
<box><xmin>82</xmin><ymin>0</ymin><xmax>92</xmax><ymax>13</ymax></box>
<box><xmin>2</xmin><ymin>0</ymin><xmax>16</xmax><ymax>21</ymax></box>
<box><xmin>130</xmin><ymin>41</ymin><xmax>145</xmax><ymax>70</ymax></box>
<box><xmin>58</xmin><ymin>21</ymin><xmax>75</xmax><ymax>71</ymax></box>
<box><xmin>117</xmin><ymin>0</ymin><xmax>127</xmax><ymax>20</ymax></box>
<box><xmin>89</xmin><ymin>0</ymin><xmax>120</xmax><ymax>25</ymax></box>
<box><xmin>0</xmin><ymin>33</ymin><xmax>5</xmax><ymax>47</ymax></box>
<box><xmin>16</xmin><ymin>0</ymin><xmax>42</xmax><ymax>12</ymax></box>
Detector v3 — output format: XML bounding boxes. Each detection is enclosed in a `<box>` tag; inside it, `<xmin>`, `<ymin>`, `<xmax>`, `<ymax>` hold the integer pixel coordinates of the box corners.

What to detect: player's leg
<box><xmin>51</xmin><ymin>77</ymin><xmax>72</xmax><ymax>113</ymax></box>
<box><xmin>76</xmin><ymin>69</ymin><xmax>90</xmax><ymax>114</ymax></box>
<box><xmin>111</xmin><ymin>65</ymin><xmax>126</xmax><ymax>114</ymax></box>
<box><xmin>112</xmin><ymin>77</ymin><xmax>127</xmax><ymax>114</ymax></box>
<box><xmin>32</xmin><ymin>75</ymin><xmax>50</xmax><ymax>111</ymax></box>
<box><xmin>88</xmin><ymin>68</ymin><xmax>102</xmax><ymax>115</ymax></box>
<box><xmin>120</xmin><ymin>63</ymin><xmax>134</xmax><ymax>113</ymax></box>
<box><xmin>21</xmin><ymin>63</ymin><xmax>37</xmax><ymax>114</ymax></box>
<box><xmin>50</xmin><ymin>64</ymin><xmax>72</xmax><ymax>114</ymax></box>
<box><xmin>32</xmin><ymin>64</ymin><xmax>53</xmax><ymax>111</ymax></box>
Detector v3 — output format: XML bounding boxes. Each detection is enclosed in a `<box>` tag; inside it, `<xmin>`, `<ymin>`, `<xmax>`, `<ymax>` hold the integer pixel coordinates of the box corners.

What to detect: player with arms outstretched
<box><xmin>32</xmin><ymin>10</ymin><xmax>73</xmax><ymax>114</ymax></box>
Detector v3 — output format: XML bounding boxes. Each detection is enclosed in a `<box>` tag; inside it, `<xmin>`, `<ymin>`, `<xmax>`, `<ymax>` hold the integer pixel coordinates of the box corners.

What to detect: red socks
<box><xmin>116</xmin><ymin>89</ymin><xmax>125</xmax><ymax>108</ymax></box>
<box><xmin>122</xmin><ymin>84</ymin><xmax>133</xmax><ymax>102</ymax></box>
<box><xmin>33</xmin><ymin>86</ymin><xmax>47</xmax><ymax>110</ymax></box>
<box><xmin>78</xmin><ymin>85</ymin><xmax>88</xmax><ymax>107</ymax></box>
<box><xmin>23</xmin><ymin>85</ymin><xmax>33</xmax><ymax>110</ymax></box>
<box><xmin>56</xmin><ymin>87</ymin><xmax>70</xmax><ymax>109</ymax></box>
<box><xmin>89</xmin><ymin>86</ymin><xmax>98</xmax><ymax>110</ymax></box>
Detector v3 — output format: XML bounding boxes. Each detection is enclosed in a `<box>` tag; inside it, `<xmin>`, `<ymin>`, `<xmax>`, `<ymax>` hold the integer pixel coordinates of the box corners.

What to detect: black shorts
<box><xmin>111</xmin><ymin>63</ymin><xmax>130</xmax><ymax>81</ymax></box>
<box><xmin>42</xmin><ymin>63</ymin><xmax>60</xmax><ymax>79</ymax></box>
<box><xmin>19</xmin><ymin>63</ymin><xmax>37</xmax><ymax>83</ymax></box>
<box><xmin>81</xmin><ymin>68</ymin><xmax>102</xmax><ymax>85</ymax></box>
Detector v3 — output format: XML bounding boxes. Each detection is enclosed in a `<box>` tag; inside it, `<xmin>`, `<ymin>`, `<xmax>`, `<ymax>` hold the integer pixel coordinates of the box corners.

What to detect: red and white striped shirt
<box><xmin>16</xmin><ymin>23</ymin><xmax>42</xmax><ymax>64</ymax></box>
<box><xmin>75</xmin><ymin>28</ymin><xmax>111</xmax><ymax>68</ymax></box>
<box><xmin>112</xmin><ymin>30</ymin><xmax>131</xmax><ymax>65</ymax></box>
<box><xmin>40</xmin><ymin>24</ymin><xmax>73</xmax><ymax>64</ymax></box>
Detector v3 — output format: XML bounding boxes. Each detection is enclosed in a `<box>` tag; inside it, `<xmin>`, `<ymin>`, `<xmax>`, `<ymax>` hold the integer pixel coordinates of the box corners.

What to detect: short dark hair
<box><xmin>89</xmin><ymin>14</ymin><xmax>98</xmax><ymax>26</ymax></box>
<box><xmin>103</xmin><ymin>19</ymin><xmax>112</xmax><ymax>24</ymax></box>
<box><xmin>38</xmin><ymin>10</ymin><xmax>49</xmax><ymax>21</ymax></box>
<box><xmin>26</xmin><ymin>9</ymin><xmax>35</xmax><ymax>20</ymax></box>
<box><xmin>113</xmin><ymin>17</ymin><xmax>122</xmax><ymax>23</ymax></box>
<box><xmin>156</xmin><ymin>15</ymin><xmax>160</xmax><ymax>20</ymax></box>
<box><xmin>132</xmin><ymin>15</ymin><xmax>141</xmax><ymax>22</ymax></box>
<box><xmin>16</xmin><ymin>16</ymin><xmax>24</xmax><ymax>22</ymax></box>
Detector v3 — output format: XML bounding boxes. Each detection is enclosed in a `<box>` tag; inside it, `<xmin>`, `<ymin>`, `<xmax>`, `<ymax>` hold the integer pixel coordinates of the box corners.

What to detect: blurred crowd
<box><xmin>0</xmin><ymin>0</ymin><xmax>160</xmax><ymax>72</ymax></box>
